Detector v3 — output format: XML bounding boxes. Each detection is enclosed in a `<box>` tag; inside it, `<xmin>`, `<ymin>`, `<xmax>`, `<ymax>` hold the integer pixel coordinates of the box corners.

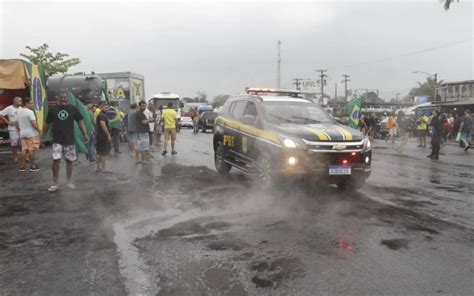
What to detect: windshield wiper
<box><xmin>291</xmin><ymin>116</ymin><xmax>321</xmax><ymax>124</ymax></box>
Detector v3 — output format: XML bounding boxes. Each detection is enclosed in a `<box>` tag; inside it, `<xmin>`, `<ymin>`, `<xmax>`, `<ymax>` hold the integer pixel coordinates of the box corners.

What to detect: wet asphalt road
<box><xmin>0</xmin><ymin>130</ymin><xmax>473</xmax><ymax>295</ymax></box>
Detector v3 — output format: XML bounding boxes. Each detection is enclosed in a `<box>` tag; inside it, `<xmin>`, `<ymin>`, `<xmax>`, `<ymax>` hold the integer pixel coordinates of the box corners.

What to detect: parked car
<box><xmin>199</xmin><ymin>111</ymin><xmax>218</xmax><ymax>132</ymax></box>
<box><xmin>180</xmin><ymin>116</ymin><xmax>193</xmax><ymax>129</ymax></box>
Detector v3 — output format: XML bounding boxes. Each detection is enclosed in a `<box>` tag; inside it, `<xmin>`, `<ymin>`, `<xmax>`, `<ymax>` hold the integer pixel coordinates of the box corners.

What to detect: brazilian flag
<box><xmin>107</xmin><ymin>106</ymin><xmax>122</xmax><ymax>129</ymax></box>
<box><xmin>347</xmin><ymin>96</ymin><xmax>363</xmax><ymax>129</ymax></box>
<box><xmin>67</xmin><ymin>90</ymin><xmax>93</xmax><ymax>153</ymax></box>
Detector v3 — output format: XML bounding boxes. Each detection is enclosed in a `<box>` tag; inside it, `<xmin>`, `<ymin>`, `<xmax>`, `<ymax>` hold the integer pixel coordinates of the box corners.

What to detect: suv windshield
<box><xmin>263</xmin><ymin>101</ymin><xmax>333</xmax><ymax>125</ymax></box>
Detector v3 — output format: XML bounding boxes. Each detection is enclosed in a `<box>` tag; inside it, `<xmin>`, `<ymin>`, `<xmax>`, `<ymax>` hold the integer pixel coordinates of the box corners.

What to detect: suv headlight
<box><xmin>279</xmin><ymin>136</ymin><xmax>304</xmax><ymax>149</ymax></box>
<box><xmin>363</xmin><ymin>138</ymin><xmax>371</xmax><ymax>151</ymax></box>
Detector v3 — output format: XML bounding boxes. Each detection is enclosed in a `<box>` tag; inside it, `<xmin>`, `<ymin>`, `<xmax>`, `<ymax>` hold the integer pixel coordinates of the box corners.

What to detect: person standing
<box><xmin>0</xmin><ymin>97</ymin><xmax>23</xmax><ymax>163</ymax></box>
<box><xmin>85</xmin><ymin>101</ymin><xmax>96</xmax><ymax>164</ymax></box>
<box><xmin>143</xmin><ymin>102</ymin><xmax>156</xmax><ymax>151</ymax></box>
<box><xmin>416</xmin><ymin>113</ymin><xmax>428</xmax><ymax>147</ymax></box>
<box><xmin>109</xmin><ymin>104</ymin><xmax>122</xmax><ymax>155</ymax></box>
<box><xmin>459</xmin><ymin>109</ymin><xmax>472</xmax><ymax>151</ymax></box>
<box><xmin>126</xmin><ymin>103</ymin><xmax>138</xmax><ymax>156</ymax></box>
<box><xmin>154</xmin><ymin>105</ymin><xmax>163</xmax><ymax>147</ymax></box>
<box><xmin>16</xmin><ymin>98</ymin><xmax>41</xmax><ymax>172</ymax></box>
<box><xmin>396</xmin><ymin>111</ymin><xmax>409</xmax><ymax>155</ymax></box>
<box><xmin>386</xmin><ymin>113</ymin><xmax>397</xmax><ymax>144</ymax></box>
<box><xmin>427</xmin><ymin>110</ymin><xmax>443</xmax><ymax>160</ymax></box>
<box><xmin>42</xmin><ymin>90</ymin><xmax>89</xmax><ymax>192</ymax></box>
<box><xmin>192</xmin><ymin>108</ymin><xmax>200</xmax><ymax>134</ymax></box>
<box><xmin>135</xmin><ymin>101</ymin><xmax>154</xmax><ymax>164</ymax></box>
<box><xmin>162</xmin><ymin>102</ymin><xmax>178</xmax><ymax>156</ymax></box>
<box><xmin>95</xmin><ymin>102</ymin><xmax>112</xmax><ymax>172</ymax></box>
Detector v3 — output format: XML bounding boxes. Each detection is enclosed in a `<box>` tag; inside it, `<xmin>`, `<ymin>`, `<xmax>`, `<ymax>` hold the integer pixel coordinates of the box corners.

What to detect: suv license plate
<box><xmin>329</xmin><ymin>166</ymin><xmax>351</xmax><ymax>175</ymax></box>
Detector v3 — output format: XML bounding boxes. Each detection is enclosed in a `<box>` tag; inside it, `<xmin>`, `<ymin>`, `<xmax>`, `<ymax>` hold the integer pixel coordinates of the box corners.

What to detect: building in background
<box><xmin>437</xmin><ymin>80</ymin><xmax>474</xmax><ymax>102</ymax></box>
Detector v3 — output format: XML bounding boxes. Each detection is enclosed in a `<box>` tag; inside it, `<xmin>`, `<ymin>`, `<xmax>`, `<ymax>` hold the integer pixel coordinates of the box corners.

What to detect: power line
<box><xmin>333</xmin><ymin>38</ymin><xmax>473</xmax><ymax>69</ymax></box>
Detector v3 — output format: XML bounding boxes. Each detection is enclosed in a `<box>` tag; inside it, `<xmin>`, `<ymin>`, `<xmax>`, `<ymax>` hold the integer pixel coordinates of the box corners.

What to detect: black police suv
<box><xmin>213</xmin><ymin>89</ymin><xmax>372</xmax><ymax>190</ymax></box>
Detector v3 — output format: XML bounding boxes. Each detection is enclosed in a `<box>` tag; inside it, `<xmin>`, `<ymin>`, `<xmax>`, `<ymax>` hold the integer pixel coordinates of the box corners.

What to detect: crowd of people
<box><xmin>0</xmin><ymin>90</ymin><xmax>179</xmax><ymax>192</ymax></box>
<box><xmin>1</xmin><ymin>92</ymin><xmax>472</xmax><ymax>191</ymax></box>
<box><xmin>369</xmin><ymin>109</ymin><xmax>473</xmax><ymax>159</ymax></box>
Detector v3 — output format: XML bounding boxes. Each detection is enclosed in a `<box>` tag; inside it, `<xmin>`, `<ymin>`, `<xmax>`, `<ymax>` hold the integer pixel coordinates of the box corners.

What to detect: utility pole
<box><xmin>341</xmin><ymin>74</ymin><xmax>350</xmax><ymax>102</ymax></box>
<box><xmin>316</xmin><ymin>69</ymin><xmax>327</xmax><ymax>101</ymax></box>
<box><xmin>292</xmin><ymin>78</ymin><xmax>303</xmax><ymax>91</ymax></box>
<box><xmin>277</xmin><ymin>40</ymin><xmax>281</xmax><ymax>88</ymax></box>
<box><xmin>334</xmin><ymin>82</ymin><xmax>338</xmax><ymax>100</ymax></box>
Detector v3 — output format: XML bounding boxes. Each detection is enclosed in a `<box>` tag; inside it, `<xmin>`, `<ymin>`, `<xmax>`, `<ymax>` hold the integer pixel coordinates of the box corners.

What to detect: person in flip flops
<box><xmin>42</xmin><ymin>90</ymin><xmax>89</xmax><ymax>192</ymax></box>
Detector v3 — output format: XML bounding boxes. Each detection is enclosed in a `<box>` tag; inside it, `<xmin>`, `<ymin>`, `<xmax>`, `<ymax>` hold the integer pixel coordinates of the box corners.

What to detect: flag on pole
<box><xmin>67</xmin><ymin>90</ymin><xmax>93</xmax><ymax>153</ymax></box>
<box><xmin>30</xmin><ymin>64</ymin><xmax>47</xmax><ymax>133</ymax></box>
<box><xmin>347</xmin><ymin>96</ymin><xmax>363</xmax><ymax>129</ymax></box>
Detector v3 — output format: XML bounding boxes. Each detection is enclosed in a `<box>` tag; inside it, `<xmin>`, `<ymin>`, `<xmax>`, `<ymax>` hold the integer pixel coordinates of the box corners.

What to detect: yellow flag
<box><xmin>30</xmin><ymin>65</ymin><xmax>46</xmax><ymax>132</ymax></box>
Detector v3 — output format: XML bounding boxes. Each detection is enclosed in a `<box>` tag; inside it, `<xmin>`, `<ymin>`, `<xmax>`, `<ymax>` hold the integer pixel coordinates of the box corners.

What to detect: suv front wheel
<box><xmin>215</xmin><ymin>142</ymin><xmax>231</xmax><ymax>174</ymax></box>
<box><xmin>256</xmin><ymin>155</ymin><xmax>274</xmax><ymax>190</ymax></box>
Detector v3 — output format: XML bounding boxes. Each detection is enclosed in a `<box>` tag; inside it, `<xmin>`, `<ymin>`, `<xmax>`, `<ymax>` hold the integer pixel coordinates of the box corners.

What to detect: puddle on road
<box><xmin>380</xmin><ymin>239</ymin><xmax>410</xmax><ymax>250</ymax></box>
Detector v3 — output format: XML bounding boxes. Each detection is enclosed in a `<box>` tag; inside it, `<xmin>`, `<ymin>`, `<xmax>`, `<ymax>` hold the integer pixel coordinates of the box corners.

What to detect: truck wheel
<box><xmin>256</xmin><ymin>155</ymin><xmax>273</xmax><ymax>190</ymax></box>
<box><xmin>215</xmin><ymin>142</ymin><xmax>231</xmax><ymax>174</ymax></box>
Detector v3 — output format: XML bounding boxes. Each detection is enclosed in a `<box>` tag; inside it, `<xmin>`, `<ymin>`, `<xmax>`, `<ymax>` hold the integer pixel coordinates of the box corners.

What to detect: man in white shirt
<box><xmin>16</xmin><ymin>98</ymin><xmax>41</xmax><ymax>172</ymax></box>
<box><xmin>0</xmin><ymin>97</ymin><xmax>23</xmax><ymax>163</ymax></box>
<box><xmin>143</xmin><ymin>102</ymin><xmax>156</xmax><ymax>153</ymax></box>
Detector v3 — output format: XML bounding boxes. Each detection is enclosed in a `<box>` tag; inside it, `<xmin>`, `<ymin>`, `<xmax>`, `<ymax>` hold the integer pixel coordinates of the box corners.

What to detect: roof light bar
<box><xmin>246</xmin><ymin>87</ymin><xmax>301</xmax><ymax>96</ymax></box>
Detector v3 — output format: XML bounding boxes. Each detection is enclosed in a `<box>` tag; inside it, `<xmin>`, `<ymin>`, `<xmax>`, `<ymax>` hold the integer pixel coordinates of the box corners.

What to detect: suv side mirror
<box><xmin>241</xmin><ymin>114</ymin><xmax>257</xmax><ymax>126</ymax></box>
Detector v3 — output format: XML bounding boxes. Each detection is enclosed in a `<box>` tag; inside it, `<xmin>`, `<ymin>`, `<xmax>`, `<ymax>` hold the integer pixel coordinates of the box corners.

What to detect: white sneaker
<box><xmin>65</xmin><ymin>183</ymin><xmax>76</xmax><ymax>189</ymax></box>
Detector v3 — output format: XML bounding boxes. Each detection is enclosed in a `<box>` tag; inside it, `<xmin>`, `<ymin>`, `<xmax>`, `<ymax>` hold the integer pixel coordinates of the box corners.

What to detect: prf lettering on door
<box><xmin>223</xmin><ymin>135</ymin><xmax>235</xmax><ymax>147</ymax></box>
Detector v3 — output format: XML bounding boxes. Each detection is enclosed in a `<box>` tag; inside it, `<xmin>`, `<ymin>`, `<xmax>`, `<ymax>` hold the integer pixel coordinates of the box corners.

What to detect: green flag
<box><xmin>347</xmin><ymin>96</ymin><xmax>363</xmax><ymax>129</ymax></box>
<box><xmin>67</xmin><ymin>90</ymin><xmax>93</xmax><ymax>153</ymax></box>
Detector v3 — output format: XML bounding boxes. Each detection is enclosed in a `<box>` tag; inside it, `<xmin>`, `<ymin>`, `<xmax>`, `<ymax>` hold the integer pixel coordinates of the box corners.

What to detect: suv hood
<box><xmin>270</xmin><ymin>123</ymin><xmax>364</xmax><ymax>142</ymax></box>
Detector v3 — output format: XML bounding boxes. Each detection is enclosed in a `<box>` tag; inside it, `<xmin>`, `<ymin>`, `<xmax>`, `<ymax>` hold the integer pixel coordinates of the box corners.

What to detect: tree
<box><xmin>443</xmin><ymin>0</ymin><xmax>458</xmax><ymax>10</ymax></box>
<box><xmin>362</xmin><ymin>91</ymin><xmax>384</xmax><ymax>103</ymax></box>
<box><xmin>212</xmin><ymin>94</ymin><xmax>231</xmax><ymax>108</ymax></box>
<box><xmin>20</xmin><ymin>43</ymin><xmax>81</xmax><ymax>76</ymax></box>
<box><xmin>194</xmin><ymin>90</ymin><xmax>208</xmax><ymax>103</ymax></box>
<box><xmin>408</xmin><ymin>77</ymin><xmax>442</xmax><ymax>102</ymax></box>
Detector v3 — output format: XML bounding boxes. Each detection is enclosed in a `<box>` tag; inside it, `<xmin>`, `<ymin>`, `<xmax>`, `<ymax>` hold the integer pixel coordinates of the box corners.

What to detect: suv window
<box><xmin>230</xmin><ymin>100</ymin><xmax>247</xmax><ymax>120</ymax></box>
<box><xmin>243</xmin><ymin>102</ymin><xmax>258</xmax><ymax>117</ymax></box>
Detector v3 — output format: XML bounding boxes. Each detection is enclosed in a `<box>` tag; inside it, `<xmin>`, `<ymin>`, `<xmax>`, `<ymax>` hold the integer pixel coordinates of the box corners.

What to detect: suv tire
<box><xmin>215</xmin><ymin>142</ymin><xmax>231</xmax><ymax>174</ymax></box>
<box><xmin>256</xmin><ymin>154</ymin><xmax>273</xmax><ymax>190</ymax></box>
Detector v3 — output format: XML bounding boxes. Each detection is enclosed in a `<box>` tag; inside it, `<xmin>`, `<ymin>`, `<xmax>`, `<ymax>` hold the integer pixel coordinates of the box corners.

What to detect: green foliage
<box><xmin>408</xmin><ymin>77</ymin><xmax>442</xmax><ymax>101</ymax></box>
<box><xmin>20</xmin><ymin>43</ymin><xmax>81</xmax><ymax>76</ymax></box>
<box><xmin>363</xmin><ymin>91</ymin><xmax>384</xmax><ymax>103</ymax></box>
<box><xmin>212</xmin><ymin>94</ymin><xmax>231</xmax><ymax>108</ymax></box>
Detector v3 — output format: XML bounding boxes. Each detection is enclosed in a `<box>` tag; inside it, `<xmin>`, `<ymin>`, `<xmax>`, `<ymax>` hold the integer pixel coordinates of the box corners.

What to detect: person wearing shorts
<box><xmin>0</xmin><ymin>97</ymin><xmax>23</xmax><ymax>163</ymax></box>
<box><xmin>16</xmin><ymin>98</ymin><xmax>41</xmax><ymax>172</ymax></box>
<box><xmin>134</xmin><ymin>101</ymin><xmax>154</xmax><ymax>165</ymax></box>
<box><xmin>162</xmin><ymin>102</ymin><xmax>178</xmax><ymax>156</ymax></box>
<box><xmin>96</xmin><ymin>102</ymin><xmax>112</xmax><ymax>172</ymax></box>
<box><xmin>42</xmin><ymin>90</ymin><xmax>89</xmax><ymax>192</ymax></box>
<box><xmin>126</xmin><ymin>103</ymin><xmax>138</xmax><ymax>156</ymax></box>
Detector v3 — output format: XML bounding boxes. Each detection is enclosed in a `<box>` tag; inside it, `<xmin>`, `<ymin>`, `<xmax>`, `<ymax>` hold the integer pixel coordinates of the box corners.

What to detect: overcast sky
<box><xmin>1</xmin><ymin>0</ymin><xmax>473</xmax><ymax>101</ymax></box>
